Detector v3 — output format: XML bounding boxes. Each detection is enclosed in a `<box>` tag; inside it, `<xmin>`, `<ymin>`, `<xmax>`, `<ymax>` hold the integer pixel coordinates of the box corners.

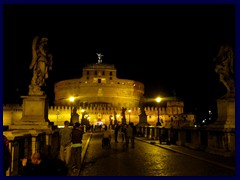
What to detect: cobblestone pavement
<box><xmin>79</xmin><ymin>132</ymin><xmax>235</xmax><ymax>176</ymax></box>
<box><xmin>135</xmin><ymin>136</ymin><xmax>235</xmax><ymax>171</ymax></box>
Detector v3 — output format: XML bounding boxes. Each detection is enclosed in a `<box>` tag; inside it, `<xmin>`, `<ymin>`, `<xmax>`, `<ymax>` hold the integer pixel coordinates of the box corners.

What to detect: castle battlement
<box><xmin>3</xmin><ymin>101</ymin><xmax>195</xmax><ymax>128</ymax></box>
<box><xmin>3</xmin><ymin>103</ymin><xmax>184</xmax><ymax>116</ymax></box>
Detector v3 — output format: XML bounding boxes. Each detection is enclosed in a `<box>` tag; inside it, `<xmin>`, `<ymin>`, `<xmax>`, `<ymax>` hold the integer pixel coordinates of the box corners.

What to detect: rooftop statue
<box><xmin>29</xmin><ymin>36</ymin><xmax>53</xmax><ymax>95</ymax></box>
<box><xmin>96</xmin><ymin>53</ymin><xmax>103</xmax><ymax>64</ymax></box>
<box><xmin>214</xmin><ymin>44</ymin><xmax>235</xmax><ymax>98</ymax></box>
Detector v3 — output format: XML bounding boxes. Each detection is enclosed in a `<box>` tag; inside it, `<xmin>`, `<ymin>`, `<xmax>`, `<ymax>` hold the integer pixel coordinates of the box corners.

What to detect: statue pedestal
<box><xmin>137</xmin><ymin>113</ymin><xmax>149</xmax><ymax>126</ymax></box>
<box><xmin>208</xmin><ymin>98</ymin><xmax>235</xmax><ymax>129</ymax></box>
<box><xmin>207</xmin><ymin>98</ymin><xmax>235</xmax><ymax>157</ymax></box>
<box><xmin>9</xmin><ymin>95</ymin><xmax>55</xmax><ymax>132</ymax></box>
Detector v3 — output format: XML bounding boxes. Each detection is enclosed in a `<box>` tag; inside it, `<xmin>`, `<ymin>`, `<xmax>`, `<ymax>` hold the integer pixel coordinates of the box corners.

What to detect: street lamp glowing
<box><xmin>156</xmin><ymin>97</ymin><xmax>162</xmax><ymax>103</ymax></box>
<box><xmin>69</xmin><ymin>96</ymin><xmax>75</xmax><ymax>102</ymax></box>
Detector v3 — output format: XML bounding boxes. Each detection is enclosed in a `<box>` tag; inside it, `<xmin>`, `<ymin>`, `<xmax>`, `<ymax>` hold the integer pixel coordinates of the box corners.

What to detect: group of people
<box><xmin>103</xmin><ymin>123</ymin><xmax>137</xmax><ymax>149</ymax></box>
<box><xmin>18</xmin><ymin>120</ymin><xmax>84</xmax><ymax>176</ymax></box>
<box><xmin>59</xmin><ymin>120</ymin><xmax>84</xmax><ymax>175</ymax></box>
<box><xmin>11</xmin><ymin>121</ymin><xmax>136</xmax><ymax>176</ymax></box>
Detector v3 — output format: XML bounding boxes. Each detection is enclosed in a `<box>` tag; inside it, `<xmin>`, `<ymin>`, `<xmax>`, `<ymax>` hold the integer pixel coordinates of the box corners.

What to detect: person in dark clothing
<box><xmin>69</xmin><ymin>122</ymin><xmax>84</xmax><ymax>176</ymax></box>
<box><xmin>19</xmin><ymin>152</ymin><xmax>51</xmax><ymax>176</ymax></box>
<box><xmin>3</xmin><ymin>135</ymin><xmax>11</xmax><ymax>176</ymax></box>
<box><xmin>19</xmin><ymin>152</ymin><xmax>68</xmax><ymax>176</ymax></box>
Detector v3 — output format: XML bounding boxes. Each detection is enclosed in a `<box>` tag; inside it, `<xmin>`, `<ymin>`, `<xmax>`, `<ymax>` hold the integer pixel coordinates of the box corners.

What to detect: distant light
<box><xmin>156</xmin><ymin>97</ymin><xmax>162</xmax><ymax>103</ymax></box>
<box><xmin>69</xmin><ymin>96</ymin><xmax>75</xmax><ymax>102</ymax></box>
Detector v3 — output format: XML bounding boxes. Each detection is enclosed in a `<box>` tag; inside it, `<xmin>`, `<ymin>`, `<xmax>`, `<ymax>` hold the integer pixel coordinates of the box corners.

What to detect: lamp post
<box><xmin>69</xmin><ymin>96</ymin><xmax>75</xmax><ymax>125</ymax></box>
<box><xmin>128</xmin><ymin>109</ymin><xmax>131</xmax><ymax>124</ymax></box>
<box><xmin>156</xmin><ymin>97</ymin><xmax>162</xmax><ymax>126</ymax></box>
<box><xmin>81</xmin><ymin>109</ymin><xmax>85</xmax><ymax>124</ymax></box>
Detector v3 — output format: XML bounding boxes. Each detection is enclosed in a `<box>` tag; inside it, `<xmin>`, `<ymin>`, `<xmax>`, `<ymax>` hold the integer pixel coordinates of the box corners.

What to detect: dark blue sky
<box><xmin>3</xmin><ymin>4</ymin><xmax>235</xmax><ymax>113</ymax></box>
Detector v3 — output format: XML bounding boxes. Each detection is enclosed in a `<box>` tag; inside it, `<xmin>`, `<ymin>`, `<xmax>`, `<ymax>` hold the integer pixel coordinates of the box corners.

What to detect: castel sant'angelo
<box><xmin>3</xmin><ymin>53</ymin><xmax>195</xmax><ymax>127</ymax></box>
<box><xmin>54</xmin><ymin>53</ymin><xmax>144</xmax><ymax>108</ymax></box>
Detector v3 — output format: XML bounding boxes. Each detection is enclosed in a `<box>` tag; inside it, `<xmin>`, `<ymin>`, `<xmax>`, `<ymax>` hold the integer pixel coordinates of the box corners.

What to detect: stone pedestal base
<box><xmin>206</xmin><ymin>128</ymin><xmax>235</xmax><ymax>157</ymax></box>
<box><xmin>137</xmin><ymin>114</ymin><xmax>149</xmax><ymax>126</ymax></box>
<box><xmin>208</xmin><ymin>98</ymin><xmax>235</xmax><ymax>129</ymax></box>
<box><xmin>9</xmin><ymin>95</ymin><xmax>55</xmax><ymax>132</ymax></box>
<box><xmin>206</xmin><ymin>98</ymin><xmax>235</xmax><ymax>157</ymax></box>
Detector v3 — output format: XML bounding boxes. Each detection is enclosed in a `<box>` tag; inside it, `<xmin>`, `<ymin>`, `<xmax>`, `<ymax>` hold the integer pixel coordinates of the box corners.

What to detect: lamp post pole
<box><xmin>69</xmin><ymin>96</ymin><xmax>75</xmax><ymax>126</ymax></box>
<box><xmin>156</xmin><ymin>97</ymin><xmax>161</xmax><ymax>126</ymax></box>
<box><xmin>128</xmin><ymin>109</ymin><xmax>131</xmax><ymax>124</ymax></box>
<box><xmin>81</xmin><ymin>109</ymin><xmax>85</xmax><ymax>124</ymax></box>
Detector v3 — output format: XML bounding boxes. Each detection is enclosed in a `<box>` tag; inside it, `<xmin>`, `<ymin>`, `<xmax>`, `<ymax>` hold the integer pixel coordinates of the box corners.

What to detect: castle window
<box><xmin>98</xmin><ymin>79</ymin><xmax>101</xmax><ymax>83</ymax></box>
<box><xmin>95</xmin><ymin>71</ymin><xmax>97</xmax><ymax>75</ymax></box>
<box><xmin>110</xmin><ymin>77</ymin><xmax>112</xmax><ymax>80</ymax></box>
<box><xmin>102</xmin><ymin>71</ymin><xmax>105</xmax><ymax>75</ymax></box>
<box><xmin>110</xmin><ymin>71</ymin><xmax>112</xmax><ymax>76</ymax></box>
<box><xmin>87</xmin><ymin>71</ymin><xmax>89</xmax><ymax>75</ymax></box>
<box><xmin>87</xmin><ymin>76</ymin><xmax>89</xmax><ymax>80</ymax></box>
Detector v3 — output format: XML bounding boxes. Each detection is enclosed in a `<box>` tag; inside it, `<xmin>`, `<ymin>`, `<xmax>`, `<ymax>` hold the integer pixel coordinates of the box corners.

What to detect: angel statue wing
<box><xmin>29</xmin><ymin>36</ymin><xmax>39</xmax><ymax>69</ymax></box>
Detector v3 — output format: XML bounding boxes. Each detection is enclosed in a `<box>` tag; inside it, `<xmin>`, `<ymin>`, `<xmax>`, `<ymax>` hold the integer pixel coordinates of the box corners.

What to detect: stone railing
<box><xmin>136</xmin><ymin>125</ymin><xmax>235</xmax><ymax>157</ymax></box>
<box><xmin>3</xmin><ymin>129</ymin><xmax>60</xmax><ymax>176</ymax></box>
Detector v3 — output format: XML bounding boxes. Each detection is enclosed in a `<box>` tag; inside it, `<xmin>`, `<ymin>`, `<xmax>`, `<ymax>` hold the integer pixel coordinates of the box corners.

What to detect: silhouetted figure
<box><xmin>121</xmin><ymin>107</ymin><xmax>127</xmax><ymax>124</ymax></box>
<box><xmin>3</xmin><ymin>135</ymin><xmax>11</xmax><ymax>176</ymax></box>
<box><xmin>59</xmin><ymin>121</ymin><xmax>72</xmax><ymax>166</ymax></box>
<box><xmin>102</xmin><ymin>126</ymin><xmax>112</xmax><ymax>149</ymax></box>
<box><xmin>69</xmin><ymin>122</ymin><xmax>84</xmax><ymax>176</ymax></box>
<box><xmin>114</xmin><ymin>124</ymin><xmax>119</xmax><ymax>142</ymax></box>
<box><xmin>19</xmin><ymin>152</ymin><xmax>50</xmax><ymax>176</ymax></box>
<box><xmin>19</xmin><ymin>152</ymin><xmax>67</xmax><ymax>176</ymax></box>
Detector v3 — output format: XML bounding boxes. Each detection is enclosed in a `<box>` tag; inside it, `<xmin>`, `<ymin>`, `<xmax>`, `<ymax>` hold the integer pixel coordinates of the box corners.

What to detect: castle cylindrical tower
<box><xmin>54</xmin><ymin>60</ymin><xmax>144</xmax><ymax>109</ymax></box>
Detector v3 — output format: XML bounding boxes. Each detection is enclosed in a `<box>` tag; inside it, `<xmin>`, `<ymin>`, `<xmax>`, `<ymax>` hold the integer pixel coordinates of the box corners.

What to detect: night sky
<box><xmin>3</xmin><ymin>4</ymin><xmax>235</xmax><ymax>114</ymax></box>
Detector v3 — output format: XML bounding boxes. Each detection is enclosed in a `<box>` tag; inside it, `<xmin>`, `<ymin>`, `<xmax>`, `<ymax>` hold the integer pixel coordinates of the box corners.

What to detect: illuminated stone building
<box><xmin>54</xmin><ymin>54</ymin><xmax>144</xmax><ymax>109</ymax></box>
<box><xmin>3</xmin><ymin>54</ymin><xmax>195</xmax><ymax>127</ymax></box>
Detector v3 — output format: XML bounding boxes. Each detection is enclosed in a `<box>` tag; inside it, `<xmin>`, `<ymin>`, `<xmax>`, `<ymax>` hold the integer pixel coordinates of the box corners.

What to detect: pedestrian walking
<box><xmin>102</xmin><ymin>126</ymin><xmax>112</xmax><ymax>149</ymax></box>
<box><xmin>126</xmin><ymin>123</ymin><xmax>136</xmax><ymax>148</ymax></box>
<box><xmin>69</xmin><ymin>122</ymin><xmax>84</xmax><ymax>176</ymax></box>
<box><xmin>120</xmin><ymin>124</ymin><xmax>126</xmax><ymax>142</ymax></box>
<box><xmin>59</xmin><ymin>120</ymin><xmax>72</xmax><ymax>166</ymax></box>
<box><xmin>114</xmin><ymin>124</ymin><xmax>119</xmax><ymax>143</ymax></box>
